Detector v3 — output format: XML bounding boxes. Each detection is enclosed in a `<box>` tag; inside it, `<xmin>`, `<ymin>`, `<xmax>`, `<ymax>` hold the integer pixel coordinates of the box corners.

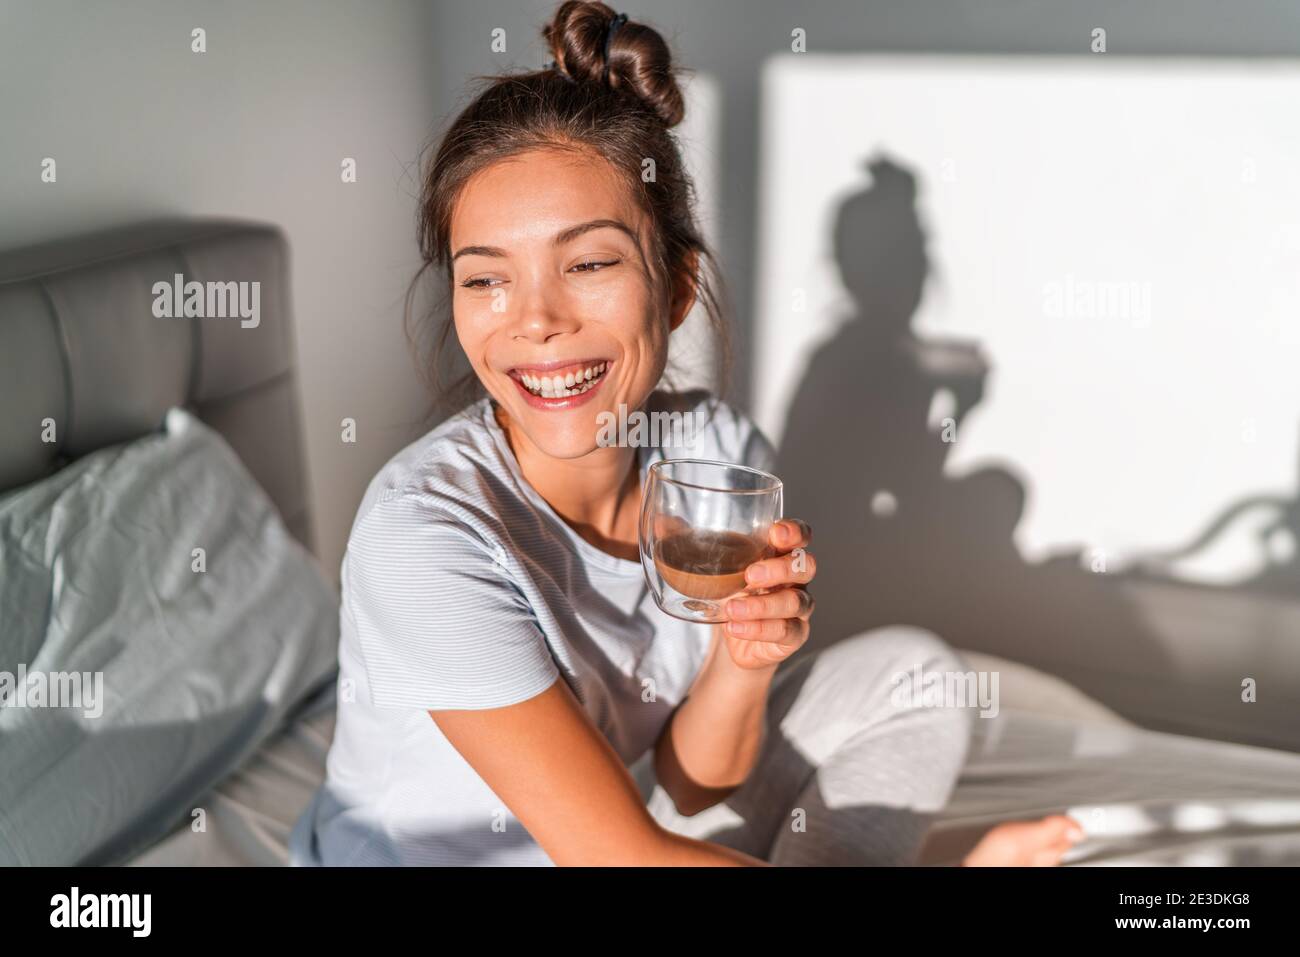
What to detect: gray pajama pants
<box><xmin>639</xmin><ymin>626</ymin><xmax>975</xmax><ymax>865</ymax></box>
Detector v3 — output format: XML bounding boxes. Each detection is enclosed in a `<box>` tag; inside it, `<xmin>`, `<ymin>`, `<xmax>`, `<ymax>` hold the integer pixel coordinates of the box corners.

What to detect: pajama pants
<box><xmin>641</xmin><ymin>626</ymin><xmax>975</xmax><ymax>865</ymax></box>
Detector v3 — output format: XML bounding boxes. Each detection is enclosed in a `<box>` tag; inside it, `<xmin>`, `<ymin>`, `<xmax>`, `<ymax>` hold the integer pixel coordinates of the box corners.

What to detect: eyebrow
<box><xmin>451</xmin><ymin>219</ymin><xmax>639</xmax><ymax>263</ymax></box>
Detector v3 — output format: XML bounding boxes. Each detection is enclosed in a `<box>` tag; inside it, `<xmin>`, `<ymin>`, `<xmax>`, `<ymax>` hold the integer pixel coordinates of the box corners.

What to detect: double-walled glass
<box><xmin>638</xmin><ymin>458</ymin><xmax>784</xmax><ymax>623</ymax></box>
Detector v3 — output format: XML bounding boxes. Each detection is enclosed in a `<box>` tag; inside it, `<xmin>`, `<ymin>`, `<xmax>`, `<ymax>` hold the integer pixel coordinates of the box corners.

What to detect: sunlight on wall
<box><xmin>754</xmin><ymin>54</ymin><xmax>1300</xmax><ymax>580</ymax></box>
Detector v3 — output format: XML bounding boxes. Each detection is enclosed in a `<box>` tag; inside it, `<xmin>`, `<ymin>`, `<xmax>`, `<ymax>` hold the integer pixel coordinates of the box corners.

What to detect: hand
<box><xmin>720</xmin><ymin>518</ymin><xmax>816</xmax><ymax>671</ymax></box>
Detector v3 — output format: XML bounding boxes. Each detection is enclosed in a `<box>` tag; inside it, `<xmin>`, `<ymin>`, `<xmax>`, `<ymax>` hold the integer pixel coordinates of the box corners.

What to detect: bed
<box><xmin>3</xmin><ymin>219</ymin><xmax>1298</xmax><ymax>867</ymax></box>
<box><xmin>0</xmin><ymin>219</ymin><xmax>335</xmax><ymax>866</ymax></box>
<box><xmin>124</xmin><ymin>652</ymin><xmax>1300</xmax><ymax>867</ymax></box>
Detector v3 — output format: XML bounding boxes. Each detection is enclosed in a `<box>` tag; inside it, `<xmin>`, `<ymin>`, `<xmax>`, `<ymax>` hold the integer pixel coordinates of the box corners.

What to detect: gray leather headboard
<box><xmin>0</xmin><ymin>218</ymin><xmax>313</xmax><ymax>554</ymax></box>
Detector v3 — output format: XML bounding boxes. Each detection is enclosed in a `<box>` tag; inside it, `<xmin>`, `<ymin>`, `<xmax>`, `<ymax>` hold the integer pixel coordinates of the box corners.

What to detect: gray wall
<box><xmin>0</xmin><ymin>0</ymin><xmax>442</xmax><ymax>587</ymax></box>
<box><xmin>3</xmin><ymin>2</ymin><xmax>1298</xmax><ymax>749</ymax></box>
<box><xmin>427</xmin><ymin>0</ymin><xmax>1300</xmax><ymax>752</ymax></box>
<box><xmin>6</xmin><ymin>0</ymin><xmax>1297</xmax><ymax>586</ymax></box>
<box><xmin>428</xmin><ymin>0</ymin><xmax>1300</xmax><ymax>410</ymax></box>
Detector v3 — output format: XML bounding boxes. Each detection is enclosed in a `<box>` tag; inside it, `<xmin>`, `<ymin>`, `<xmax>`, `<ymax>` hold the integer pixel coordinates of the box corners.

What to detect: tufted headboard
<box><xmin>0</xmin><ymin>218</ymin><xmax>314</xmax><ymax>554</ymax></box>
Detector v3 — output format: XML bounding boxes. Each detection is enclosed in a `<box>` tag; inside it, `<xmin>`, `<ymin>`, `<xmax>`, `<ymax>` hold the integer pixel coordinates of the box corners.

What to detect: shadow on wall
<box><xmin>773</xmin><ymin>155</ymin><xmax>1300</xmax><ymax>752</ymax></box>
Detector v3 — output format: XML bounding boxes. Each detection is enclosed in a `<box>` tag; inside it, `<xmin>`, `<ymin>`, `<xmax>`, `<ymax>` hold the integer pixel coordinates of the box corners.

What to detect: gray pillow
<box><xmin>0</xmin><ymin>407</ymin><xmax>339</xmax><ymax>865</ymax></box>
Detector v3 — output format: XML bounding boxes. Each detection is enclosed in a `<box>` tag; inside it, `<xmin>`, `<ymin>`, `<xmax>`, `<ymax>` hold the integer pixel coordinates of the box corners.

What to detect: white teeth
<box><xmin>517</xmin><ymin>361</ymin><xmax>609</xmax><ymax>398</ymax></box>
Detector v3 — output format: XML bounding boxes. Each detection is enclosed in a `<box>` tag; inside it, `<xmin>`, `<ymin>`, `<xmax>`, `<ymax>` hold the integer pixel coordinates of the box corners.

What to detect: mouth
<box><xmin>506</xmin><ymin>358</ymin><xmax>612</xmax><ymax>410</ymax></box>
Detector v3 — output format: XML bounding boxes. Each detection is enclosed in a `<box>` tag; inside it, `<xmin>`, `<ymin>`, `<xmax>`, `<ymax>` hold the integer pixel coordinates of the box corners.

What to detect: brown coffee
<box><xmin>653</xmin><ymin>529</ymin><xmax>770</xmax><ymax>601</ymax></box>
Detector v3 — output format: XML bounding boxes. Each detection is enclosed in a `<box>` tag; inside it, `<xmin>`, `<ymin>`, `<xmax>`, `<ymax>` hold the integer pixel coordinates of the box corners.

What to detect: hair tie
<box><xmin>545</xmin><ymin>58</ymin><xmax>576</xmax><ymax>84</ymax></box>
<box><xmin>545</xmin><ymin>12</ymin><xmax>628</xmax><ymax>86</ymax></box>
<box><xmin>602</xmin><ymin>12</ymin><xmax>628</xmax><ymax>84</ymax></box>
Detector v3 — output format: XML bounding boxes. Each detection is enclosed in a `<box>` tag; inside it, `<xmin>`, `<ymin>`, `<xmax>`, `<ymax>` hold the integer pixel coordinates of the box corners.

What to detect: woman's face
<box><xmin>449</xmin><ymin>147</ymin><xmax>684</xmax><ymax>460</ymax></box>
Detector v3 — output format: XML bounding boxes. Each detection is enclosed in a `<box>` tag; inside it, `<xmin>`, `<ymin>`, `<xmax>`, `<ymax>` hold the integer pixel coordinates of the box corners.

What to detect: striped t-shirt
<box><xmin>289</xmin><ymin>389</ymin><xmax>777</xmax><ymax>866</ymax></box>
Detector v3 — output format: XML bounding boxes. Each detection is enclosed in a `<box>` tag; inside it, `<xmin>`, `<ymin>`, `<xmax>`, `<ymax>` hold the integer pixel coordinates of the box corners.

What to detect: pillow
<box><xmin>0</xmin><ymin>407</ymin><xmax>339</xmax><ymax>865</ymax></box>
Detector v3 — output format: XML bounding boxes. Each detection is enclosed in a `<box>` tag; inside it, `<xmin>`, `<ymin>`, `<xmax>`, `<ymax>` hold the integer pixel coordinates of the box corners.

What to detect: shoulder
<box><xmin>645</xmin><ymin>388</ymin><xmax>776</xmax><ymax>472</ymax></box>
<box><xmin>346</xmin><ymin>398</ymin><xmax>509</xmax><ymax>563</ymax></box>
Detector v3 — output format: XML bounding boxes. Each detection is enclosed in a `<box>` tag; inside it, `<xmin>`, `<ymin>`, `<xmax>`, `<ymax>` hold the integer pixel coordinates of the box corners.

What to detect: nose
<box><xmin>507</xmin><ymin>273</ymin><xmax>580</xmax><ymax>344</ymax></box>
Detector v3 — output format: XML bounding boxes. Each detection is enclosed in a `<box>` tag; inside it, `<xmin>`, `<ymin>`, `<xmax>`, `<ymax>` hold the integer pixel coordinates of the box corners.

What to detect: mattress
<box><xmin>127</xmin><ymin>653</ymin><xmax>1300</xmax><ymax>866</ymax></box>
<box><xmin>127</xmin><ymin>682</ymin><xmax>337</xmax><ymax>867</ymax></box>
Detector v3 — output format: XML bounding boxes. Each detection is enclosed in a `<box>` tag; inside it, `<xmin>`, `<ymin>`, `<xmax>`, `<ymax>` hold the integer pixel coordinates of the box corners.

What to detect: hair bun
<box><xmin>543</xmin><ymin>1</ymin><xmax>685</xmax><ymax>128</ymax></box>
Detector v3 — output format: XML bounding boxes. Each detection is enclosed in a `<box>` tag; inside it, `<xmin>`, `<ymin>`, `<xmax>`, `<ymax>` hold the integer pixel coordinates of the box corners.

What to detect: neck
<box><xmin>494</xmin><ymin>403</ymin><xmax>642</xmax><ymax>558</ymax></box>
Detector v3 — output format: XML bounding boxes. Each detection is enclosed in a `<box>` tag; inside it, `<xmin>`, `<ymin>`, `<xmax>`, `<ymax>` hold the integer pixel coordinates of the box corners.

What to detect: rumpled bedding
<box><xmin>921</xmin><ymin>705</ymin><xmax>1300</xmax><ymax>865</ymax></box>
<box><xmin>133</xmin><ymin>656</ymin><xmax>1300</xmax><ymax>867</ymax></box>
<box><xmin>0</xmin><ymin>407</ymin><xmax>339</xmax><ymax>865</ymax></box>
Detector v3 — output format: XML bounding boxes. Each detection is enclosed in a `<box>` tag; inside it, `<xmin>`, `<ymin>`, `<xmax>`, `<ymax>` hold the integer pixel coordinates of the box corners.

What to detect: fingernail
<box><xmin>728</xmin><ymin>599</ymin><xmax>749</xmax><ymax>617</ymax></box>
<box><xmin>748</xmin><ymin>564</ymin><xmax>768</xmax><ymax>583</ymax></box>
<box><xmin>1066</xmin><ymin>827</ymin><xmax>1085</xmax><ymax>844</ymax></box>
<box><xmin>727</xmin><ymin>620</ymin><xmax>747</xmax><ymax>636</ymax></box>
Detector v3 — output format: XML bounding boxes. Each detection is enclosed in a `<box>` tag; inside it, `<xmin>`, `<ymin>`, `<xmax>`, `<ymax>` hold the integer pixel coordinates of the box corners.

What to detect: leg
<box><xmin>647</xmin><ymin>625</ymin><xmax>975</xmax><ymax>865</ymax></box>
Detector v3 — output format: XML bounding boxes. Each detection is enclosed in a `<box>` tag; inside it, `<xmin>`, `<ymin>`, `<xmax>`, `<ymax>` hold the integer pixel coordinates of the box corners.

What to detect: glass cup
<box><xmin>638</xmin><ymin>458</ymin><xmax>784</xmax><ymax>623</ymax></box>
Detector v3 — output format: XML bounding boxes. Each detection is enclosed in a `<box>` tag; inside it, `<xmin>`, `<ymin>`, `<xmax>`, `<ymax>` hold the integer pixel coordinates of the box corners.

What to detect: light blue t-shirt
<box><xmin>289</xmin><ymin>389</ymin><xmax>776</xmax><ymax>865</ymax></box>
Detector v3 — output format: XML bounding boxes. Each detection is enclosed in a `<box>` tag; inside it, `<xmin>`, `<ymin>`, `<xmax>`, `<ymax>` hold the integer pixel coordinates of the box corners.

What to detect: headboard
<box><xmin>0</xmin><ymin>218</ymin><xmax>314</xmax><ymax>554</ymax></box>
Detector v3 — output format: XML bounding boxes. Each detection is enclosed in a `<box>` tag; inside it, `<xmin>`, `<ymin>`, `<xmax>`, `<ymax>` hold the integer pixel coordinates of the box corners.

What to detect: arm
<box><xmin>350</xmin><ymin>500</ymin><xmax>766</xmax><ymax>865</ymax></box>
<box><xmin>653</xmin><ymin>518</ymin><xmax>818</xmax><ymax>818</ymax></box>
<box><xmin>652</xmin><ymin>625</ymin><xmax>778</xmax><ymax>816</ymax></box>
<box><xmin>904</xmin><ymin>336</ymin><xmax>988</xmax><ymax>424</ymax></box>
<box><xmin>429</xmin><ymin>677</ymin><xmax>770</xmax><ymax>866</ymax></box>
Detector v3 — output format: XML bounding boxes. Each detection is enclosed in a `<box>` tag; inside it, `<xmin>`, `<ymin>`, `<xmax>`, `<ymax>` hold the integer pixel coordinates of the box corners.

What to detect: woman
<box><xmin>290</xmin><ymin>0</ymin><xmax>1081</xmax><ymax>867</ymax></box>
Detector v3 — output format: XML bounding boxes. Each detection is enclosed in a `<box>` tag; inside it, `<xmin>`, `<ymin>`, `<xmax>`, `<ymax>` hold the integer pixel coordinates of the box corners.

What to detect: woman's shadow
<box><xmin>773</xmin><ymin>155</ymin><xmax>1174</xmax><ymax>711</ymax></box>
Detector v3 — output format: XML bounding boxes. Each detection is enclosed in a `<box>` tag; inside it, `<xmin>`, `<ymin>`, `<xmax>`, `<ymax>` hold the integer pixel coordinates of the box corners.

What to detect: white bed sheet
<box><xmin>921</xmin><ymin>706</ymin><xmax>1300</xmax><ymax>866</ymax></box>
<box><xmin>128</xmin><ymin>654</ymin><xmax>1300</xmax><ymax>867</ymax></box>
<box><xmin>127</xmin><ymin>684</ymin><xmax>336</xmax><ymax>867</ymax></box>
<box><xmin>921</xmin><ymin>654</ymin><xmax>1300</xmax><ymax>866</ymax></box>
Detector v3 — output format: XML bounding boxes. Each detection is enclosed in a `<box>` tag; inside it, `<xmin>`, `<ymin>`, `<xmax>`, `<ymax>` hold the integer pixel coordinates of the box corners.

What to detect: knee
<box><xmin>774</xmin><ymin>626</ymin><xmax>977</xmax><ymax>774</ymax></box>
<box><xmin>834</xmin><ymin>625</ymin><xmax>977</xmax><ymax>736</ymax></box>
<box><xmin>838</xmin><ymin>624</ymin><xmax>970</xmax><ymax>678</ymax></box>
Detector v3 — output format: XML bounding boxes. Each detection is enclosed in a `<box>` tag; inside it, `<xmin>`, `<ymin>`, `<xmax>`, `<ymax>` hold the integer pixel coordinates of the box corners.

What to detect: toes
<box><xmin>1036</xmin><ymin>814</ymin><xmax>1086</xmax><ymax>865</ymax></box>
<box><xmin>966</xmin><ymin>815</ymin><xmax>1087</xmax><ymax>867</ymax></box>
<box><xmin>1042</xmin><ymin>813</ymin><xmax>1086</xmax><ymax>844</ymax></box>
<box><xmin>1031</xmin><ymin>846</ymin><xmax>1067</xmax><ymax>866</ymax></box>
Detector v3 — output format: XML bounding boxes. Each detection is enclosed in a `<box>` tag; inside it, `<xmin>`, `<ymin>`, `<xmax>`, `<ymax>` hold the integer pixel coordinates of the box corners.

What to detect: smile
<box><xmin>515</xmin><ymin>361</ymin><xmax>608</xmax><ymax>397</ymax></box>
<box><xmin>507</xmin><ymin>359</ymin><xmax>612</xmax><ymax>410</ymax></box>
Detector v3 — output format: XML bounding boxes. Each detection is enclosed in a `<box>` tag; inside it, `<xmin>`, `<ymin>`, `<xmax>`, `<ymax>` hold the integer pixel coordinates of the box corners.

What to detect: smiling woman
<box><xmin>287</xmin><ymin>0</ymin><xmax>1072</xmax><ymax>869</ymax></box>
<box><xmin>407</xmin><ymin>4</ymin><xmax>728</xmax><ymax>428</ymax></box>
<box><xmin>447</xmin><ymin>150</ymin><xmax>680</xmax><ymax>465</ymax></box>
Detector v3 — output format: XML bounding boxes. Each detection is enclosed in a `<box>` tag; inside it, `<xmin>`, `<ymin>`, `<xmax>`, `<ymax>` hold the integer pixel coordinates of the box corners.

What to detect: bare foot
<box><xmin>961</xmin><ymin>814</ymin><xmax>1085</xmax><ymax>866</ymax></box>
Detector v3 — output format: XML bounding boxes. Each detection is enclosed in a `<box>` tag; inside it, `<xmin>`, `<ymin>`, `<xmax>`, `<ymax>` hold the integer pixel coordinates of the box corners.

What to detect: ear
<box><xmin>667</xmin><ymin>249</ymin><xmax>700</xmax><ymax>333</ymax></box>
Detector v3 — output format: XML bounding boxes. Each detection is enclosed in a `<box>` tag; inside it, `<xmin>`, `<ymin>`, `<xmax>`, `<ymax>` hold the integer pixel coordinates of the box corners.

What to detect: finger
<box><xmin>769</xmin><ymin>518</ymin><xmax>812</xmax><ymax>552</ymax></box>
<box><xmin>725</xmin><ymin>588</ymin><xmax>810</xmax><ymax>622</ymax></box>
<box><xmin>725</xmin><ymin>616</ymin><xmax>807</xmax><ymax>644</ymax></box>
<box><xmin>727</xmin><ymin>618</ymin><xmax>808</xmax><ymax>651</ymax></box>
<box><xmin>745</xmin><ymin>548</ymin><xmax>816</xmax><ymax>588</ymax></box>
<box><xmin>750</xmin><ymin>628</ymin><xmax>809</xmax><ymax>664</ymax></box>
<box><xmin>726</xmin><ymin>587</ymin><xmax>813</xmax><ymax>621</ymax></box>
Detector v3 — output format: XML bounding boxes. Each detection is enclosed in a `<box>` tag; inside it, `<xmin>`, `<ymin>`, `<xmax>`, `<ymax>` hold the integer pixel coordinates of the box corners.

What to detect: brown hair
<box><xmin>404</xmin><ymin>0</ymin><xmax>732</xmax><ymax>426</ymax></box>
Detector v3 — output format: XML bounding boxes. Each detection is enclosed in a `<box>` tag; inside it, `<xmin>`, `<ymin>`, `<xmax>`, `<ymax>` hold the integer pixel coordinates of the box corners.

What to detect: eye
<box><xmin>459</xmin><ymin>276</ymin><xmax>501</xmax><ymax>289</ymax></box>
<box><xmin>570</xmin><ymin>258</ymin><xmax>621</xmax><ymax>274</ymax></box>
